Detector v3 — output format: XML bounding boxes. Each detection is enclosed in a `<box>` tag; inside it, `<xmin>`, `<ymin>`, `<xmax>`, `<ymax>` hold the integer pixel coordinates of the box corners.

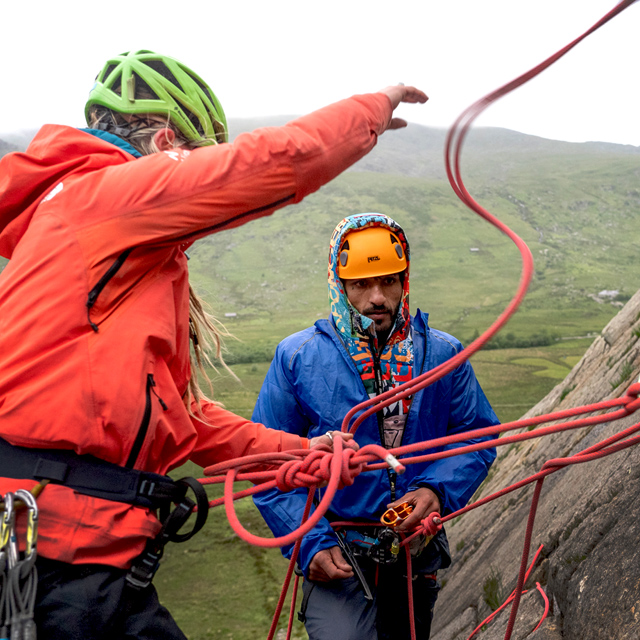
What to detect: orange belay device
<box><xmin>380</xmin><ymin>501</ymin><xmax>414</xmax><ymax>527</ymax></box>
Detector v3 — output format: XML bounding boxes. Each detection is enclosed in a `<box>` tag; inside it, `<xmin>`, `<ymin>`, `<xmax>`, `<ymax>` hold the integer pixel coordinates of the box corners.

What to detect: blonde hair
<box><xmin>87</xmin><ymin>106</ymin><xmax>236</xmax><ymax>417</ymax></box>
<box><xmin>87</xmin><ymin>106</ymin><xmax>219</xmax><ymax>154</ymax></box>
<box><xmin>188</xmin><ymin>284</ymin><xmax>238</xmax><ymax>415</ymax></box>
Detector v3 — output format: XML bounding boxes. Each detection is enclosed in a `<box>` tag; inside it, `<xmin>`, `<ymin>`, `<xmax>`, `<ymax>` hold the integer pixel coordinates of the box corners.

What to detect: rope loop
<box><xmin>420</xmin><ymin>511</ymin><xmax>443</xmax><ymax>538</ymax></box>
<box><xmin>625</xmin><ymin>381</ymin><xmax>640</xmax><ymax>399</ymax></box>
<box><xmin>274</xmin><ymin>447</ymin><xmax>364</xmax><ymax>492</ymax></box>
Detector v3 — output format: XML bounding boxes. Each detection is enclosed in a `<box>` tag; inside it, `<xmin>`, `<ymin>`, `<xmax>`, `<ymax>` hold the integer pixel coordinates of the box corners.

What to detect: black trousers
<box><xmin>33</xmin><ymin>557</ymin><xmax>186</xmax><ymax>640</ymax></box>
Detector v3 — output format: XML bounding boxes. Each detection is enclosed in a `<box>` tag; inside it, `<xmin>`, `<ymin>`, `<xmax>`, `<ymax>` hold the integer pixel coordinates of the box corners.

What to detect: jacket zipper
<box><xmin>370</xmin><ymin>336</ymin><xmax>399</xmax><ymax>502</ymax></box>
<box><xmin>86</xmin><ymin>249</ymin><xmax>133</xmax><ymax>332</ymax></box>
<box><xmin>125</xmin><ymin>374</ymin><xmax>167</xmax><ymax>469</ymax></box>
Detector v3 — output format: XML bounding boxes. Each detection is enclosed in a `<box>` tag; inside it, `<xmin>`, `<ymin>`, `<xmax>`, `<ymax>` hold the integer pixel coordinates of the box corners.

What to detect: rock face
<box><xmin>431</xmin><ymin>290</ymin><xmax>640</xmax><ymax>640</ymax></box>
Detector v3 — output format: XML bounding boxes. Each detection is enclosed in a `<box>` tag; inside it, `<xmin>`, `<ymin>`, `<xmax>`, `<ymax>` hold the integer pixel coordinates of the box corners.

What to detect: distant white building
<box><xmin>224</xmin><ymin>312</ymin><xmax>237</xmax><ymax>318</ymax></box>
<box><xmin>469</xmin><ymin>247</ymin><xmax>480</xmax><ymax>252</ymax></box>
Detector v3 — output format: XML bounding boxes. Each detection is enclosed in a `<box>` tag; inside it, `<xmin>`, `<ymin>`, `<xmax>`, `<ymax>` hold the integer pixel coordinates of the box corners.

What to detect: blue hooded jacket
<box><xmin>253</xmin><ymin>214</ymin><xmax>498</xmax><ymax>575</ymax></box>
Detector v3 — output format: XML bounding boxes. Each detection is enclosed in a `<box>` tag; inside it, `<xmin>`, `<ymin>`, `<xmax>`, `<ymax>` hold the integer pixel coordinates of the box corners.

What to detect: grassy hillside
<box><xmin>157</xmin><ymin>132</ymin><xmax>639</xmax><ymax>638</ymax></box>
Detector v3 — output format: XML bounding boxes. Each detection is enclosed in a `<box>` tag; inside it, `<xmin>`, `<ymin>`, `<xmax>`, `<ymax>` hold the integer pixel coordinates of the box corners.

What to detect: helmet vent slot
<box><xmin>187</xmin><ymin>72</ymin><xmax>215</xmax><ymax>104</ymax></box>
<box><xmin>102</xmin><ymin>64</ymin><xmax>118</xmax><ymax>83</ymax></box>
<box><xmin>142</xmin><ymin>60</ymin><xmax>183</xmax><ymax>92</ymax></box>
<box><xmin>109</xmin><ymin>73</ymin><xmax>122</xmax><ymax>95</ymax></box>
<box><xmin>182</xmin><ymin>107</ymin><xmax>205</xmax><ymax>136</ymax></box>
<box><xmin>131</xmin><ymin>72</ymin><xmax>159</xmax><ymax>101</ymax></box>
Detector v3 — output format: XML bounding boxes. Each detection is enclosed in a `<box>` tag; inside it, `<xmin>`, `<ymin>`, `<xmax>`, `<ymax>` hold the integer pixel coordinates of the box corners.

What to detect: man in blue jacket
<box><xmin>253</xmin><ymin>213</ymin><xmax>498</xmax><ymax>639</ymax></box>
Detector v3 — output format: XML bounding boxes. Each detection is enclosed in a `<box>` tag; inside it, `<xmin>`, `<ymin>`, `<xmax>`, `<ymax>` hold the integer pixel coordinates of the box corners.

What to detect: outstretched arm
<box><xmin>74</xmin><ymin>87</ymin><xmax>429</xmax><ymax>259</ymax></box>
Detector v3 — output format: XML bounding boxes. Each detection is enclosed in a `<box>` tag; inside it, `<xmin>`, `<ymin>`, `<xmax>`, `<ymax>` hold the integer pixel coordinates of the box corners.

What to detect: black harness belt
<box><xmin>0</xmin><ymin>435</ymin><xmax>182</xmax><ymax>511</ymax></box>
<box><xmin>0</xmin><ymin>435</ymin><xmax>210</xmax><ymax>589</ymax></box>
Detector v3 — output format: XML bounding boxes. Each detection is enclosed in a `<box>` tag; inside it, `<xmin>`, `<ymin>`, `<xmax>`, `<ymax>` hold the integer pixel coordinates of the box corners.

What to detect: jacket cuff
<box><xmin>281</xmin><ymin>431</ymin><xmax>307</xmax><ymax>451</ymax></box>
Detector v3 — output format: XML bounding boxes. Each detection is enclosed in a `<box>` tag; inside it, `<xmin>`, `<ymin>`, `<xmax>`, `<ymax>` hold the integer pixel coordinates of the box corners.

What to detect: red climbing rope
<box><xmin>203</xmin><ymin>383</ymin><xmax>640</xmax><ymax>511</ymax></box>
<box><xmin>465</xmin><ymin>545</ymin><xmax>546</xmax><ymax>640</ymax></box>
<box><xmin>340</xmin><ymin>0</ymin><xmax>638</xmax><ymax>438</ymax></box>
<box><xmin>199</xmin><ymin>2</ymin><xmax>640</xmax><ymax>639</ymax></box>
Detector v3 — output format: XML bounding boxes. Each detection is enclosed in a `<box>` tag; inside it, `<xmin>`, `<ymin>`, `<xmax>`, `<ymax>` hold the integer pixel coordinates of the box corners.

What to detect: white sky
<box><xmin>2</xmin><ymin>0</ymin><xmax>639</xmax><ymax>145</ymax></box>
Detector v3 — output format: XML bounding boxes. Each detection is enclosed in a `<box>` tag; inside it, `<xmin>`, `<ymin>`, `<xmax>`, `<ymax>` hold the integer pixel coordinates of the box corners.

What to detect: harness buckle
<box><xmin>125</xmin><ymin>477</ymin><xmax>209</xmax><ymax>591</ymax></box>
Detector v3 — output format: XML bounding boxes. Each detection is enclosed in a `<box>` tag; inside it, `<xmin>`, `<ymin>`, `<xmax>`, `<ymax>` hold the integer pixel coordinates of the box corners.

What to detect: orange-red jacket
<box><xmin>0</xmin><ymin>93</ymin><xmax>392</xmax><ymax>567</ymax></box>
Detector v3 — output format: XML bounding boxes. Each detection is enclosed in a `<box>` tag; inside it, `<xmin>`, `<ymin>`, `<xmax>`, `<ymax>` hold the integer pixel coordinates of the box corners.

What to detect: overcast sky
<box><xmin>2</xmin><ymin>0</ymin><xmax>639</xmax><ymax>145</ymax></box>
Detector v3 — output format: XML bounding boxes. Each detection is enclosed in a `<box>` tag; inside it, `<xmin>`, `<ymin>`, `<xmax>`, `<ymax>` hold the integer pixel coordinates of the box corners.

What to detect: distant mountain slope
<box><xmin>186</xmin><ymin>143</ymin><xmax>640</xmax><ymax>345</ymax></box>
<box><xmin>230</xmin><ymin>117</ymin><xmax>640</xmax><ymax>180</ymax></box>
<box><xmin>0</xmin><ymin>138</ymin><xmax>20</xmax><ymax>157</ymax></box>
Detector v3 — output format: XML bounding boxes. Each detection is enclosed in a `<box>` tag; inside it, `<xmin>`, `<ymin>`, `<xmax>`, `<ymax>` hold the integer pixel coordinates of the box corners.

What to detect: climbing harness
<box><xmin>126</xmin><ymin>476</ymin><xmax>209</xmax><ymax>591</ymax></box>
<box><xmin>0</xmin><ymin>435</ymin><xmax>210</xmax><ymax>593</ymax></box>
<box><xmin>355</xmin><ymin>527</ymin><xmax>398</xmax><ymax>563</ymax></box>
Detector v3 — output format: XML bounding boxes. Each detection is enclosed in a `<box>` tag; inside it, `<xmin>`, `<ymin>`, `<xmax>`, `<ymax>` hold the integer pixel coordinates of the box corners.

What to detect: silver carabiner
<box><xmin>1</xmin><ymin>492</ymin><xmax>18</xmax><ymax>569</ymax></box>
<box><xmin>15</xmin><ymin>489</ymin><xmax>39</xmax><ymax>560</ymax></box>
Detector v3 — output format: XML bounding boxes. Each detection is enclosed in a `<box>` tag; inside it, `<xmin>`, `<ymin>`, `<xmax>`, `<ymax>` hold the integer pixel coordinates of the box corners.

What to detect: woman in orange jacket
<box><xmin>0</xmin><ymin>50</ymin><xmax>427</xmax><ymax>639</ymax></box>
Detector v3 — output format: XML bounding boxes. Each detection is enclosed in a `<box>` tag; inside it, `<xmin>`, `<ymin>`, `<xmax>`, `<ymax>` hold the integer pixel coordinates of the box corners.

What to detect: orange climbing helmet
<box><xmin>337</xmin><ymin>226</ymin><xmax>407</xmax><ymax>279</ymax></box>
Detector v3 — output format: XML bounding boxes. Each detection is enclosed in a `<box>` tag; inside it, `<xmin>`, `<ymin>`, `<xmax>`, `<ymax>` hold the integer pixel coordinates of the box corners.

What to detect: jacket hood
<box><xmin>328</xmin><ymin>213</ymin><xmax>411</xmax><ymax>346</ymax></box>
<box><xmin>0</xmin><ymin>125</ymin><xmax>136</xmax><ymax>258</ymax></box>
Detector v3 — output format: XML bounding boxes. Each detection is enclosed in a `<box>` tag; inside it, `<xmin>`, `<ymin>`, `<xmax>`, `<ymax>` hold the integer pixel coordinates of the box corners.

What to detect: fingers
<box><xmin>332</xmin><ymin>431</ymin><xmax>359</xmax><ymax>451</ymax></box>
<box><xmin>398</xmin><ymin>86</ymin><xmax>429</xmax><ymax>104</ymax></box>
<box><xmin>376</xmin><ymin>85</ymin><xmax>428</xmax><ymax>135</ymax></box>
<box><xmin>389</xmin><ymin>488</ymin><xmax>441</xmax><ymax>531</ymax></box>
<box><xmin>308</xmin><ymin>430</ymin><xmax>359</xmax><ymax>451</ymax></box>
<box><xmin>387</xmin><ymin>118</ymin><xmax>408</xmax><ymax>131</ymax></box>
<box><xmin>308</xmin><ymin>547</ymin><xmax>354</xmax><ymax>582</ymax></box>
<box><xmin>378</xmin><ymin>85</ymin><xmax>429</xmax><ymax>110</ymax></box>
<box><xmin>329</xmin><ymin>545</ymin><xmax>354</xmax><ymax>574</ymax></box>
<box><xmin>397</xmin><ymin>508</ymin><xmax>425</xmax><ymax>531</ymax></box>
<box><xmin>308</xmin><ymin>433</ymin><xmax>332</xmax><ymax>449</ymax></box>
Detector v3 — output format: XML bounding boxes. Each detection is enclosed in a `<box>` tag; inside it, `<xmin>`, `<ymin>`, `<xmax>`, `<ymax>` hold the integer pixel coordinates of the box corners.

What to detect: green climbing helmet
<box><xmin>85</xmin><ymin>50</ymin><xmax>228</xmax><ymax>144</ymax></box>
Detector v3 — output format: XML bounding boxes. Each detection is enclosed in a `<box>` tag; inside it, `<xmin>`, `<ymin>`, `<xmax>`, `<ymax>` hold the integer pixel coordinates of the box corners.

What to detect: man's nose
<box><xmin>369</xmin><ymin>285</ymin><xmax>386</xmax><ymax>306</ymax></box>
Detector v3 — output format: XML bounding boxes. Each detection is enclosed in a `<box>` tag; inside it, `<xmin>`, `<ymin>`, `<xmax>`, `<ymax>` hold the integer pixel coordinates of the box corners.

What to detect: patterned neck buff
<box><xmin>328</xmin><ymin>214</ymin><xmax>414</xmax><ymax>448</ymax></box>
